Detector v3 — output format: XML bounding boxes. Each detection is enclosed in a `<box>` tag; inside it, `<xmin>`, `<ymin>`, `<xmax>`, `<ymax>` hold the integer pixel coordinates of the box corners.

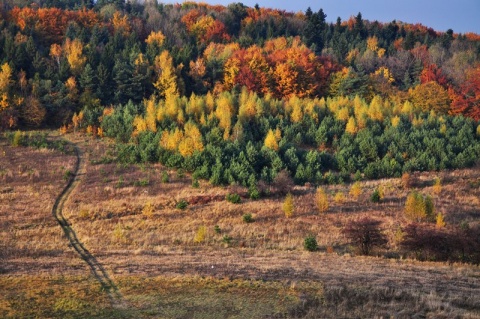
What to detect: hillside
<box><xmin>1</xmin><ymin>1</ymin><xmax>480</xmax><ymax>318</ymax></box>
<box><xmin>1</xmin><ymin>132</ymin><xmax>480</xmax><ymax>318</ymax></box>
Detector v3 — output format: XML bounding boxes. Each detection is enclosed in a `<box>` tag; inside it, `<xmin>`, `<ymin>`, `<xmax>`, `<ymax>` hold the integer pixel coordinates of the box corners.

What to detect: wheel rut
<box><xmin>52</xmin><ymin>140</ymin><xmax>123</xmax><ymax>307</ymax></box>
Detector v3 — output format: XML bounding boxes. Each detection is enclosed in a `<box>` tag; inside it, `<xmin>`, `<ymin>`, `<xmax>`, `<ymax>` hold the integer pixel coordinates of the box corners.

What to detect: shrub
<box><xmin>176</xmin><ymin>169</ymin><xmax>185</xmax><ymax>178</ymax></box>
<box><xmin>304</xmin><ymin>235</ymin><xmax>318</xmax><ymax>251</ymax></box>
<box><xmin>436</xmin><ymin>213</ymin><xmax>446</xmax><ymax>228</ymax></box>
<box><xmin>161</xmin><ymin>171</ymin><xmax>169</xmax><ymax>183</ymax></box>
<box><xmin>194</xmin><ymin>225</ymin><xmax>206</xmax><ymax>243</ymax></box>
<box><xmin>272</xmin><ymin>170</ymin><xmax>294</xmax><ymax>195</ymax></box>
<box><xmin>401</xmin><ymin>172</ymin><xmax>412</xmax><ymax>189</ymax></box>
<box><xmin>63</xmin><ymin>169</ymin><xmax>73</xmax><ymax>181</ymax></box>
<box><xmin>343</xmin><ymin>217</ymin><xmax>387</xmax><ymax>255</ymax></box>
<box><xmin>433</xmin><ymin>177</ymin><xmax>442</xmax><ymax>195</ymax></box>
<box><xmin>349</xmin><ymin>182</ymin><xmax>362</xmax><ymax>200</ymax></box>
<box><xmin>12</xmin><ymin>130</ymin><xmax>22</xmax><ymax>147</ymax></box>
<box><xmin>315</xmin><ymin>187</ymin><xmax>329</xmax><ymax>214</ymax></box>
<box><xmin>334</xmin><ymin>192</ymin><xmax>345</xmax><ymax>204</ymax></box>
<box><xmin>214</xmin><ymin>225</ymin><xmax>221</xmax><ymax>234</ymax></box>
<box><xmin>370</xmin><ymin>188</ymin><xmax>381</xmax><ymax>203</ymax></box>
<box><xmin>135</xmin><ymin>178</ymin><xmax>149</xmax><ymax>187</ymax></box>
<box><xmin>404</xmin><ymin>191</ymin><xmax>435</xmax><ymax>222</ymax></box>
<box><xmin>192</xmin><ymin>178</ymin><xmax>200</xmax><ymax>188</ymax></box>
<box><xmin>248</xmin><ymin>185</ymin><xmax>260</xmax><ymax>200</ymax></box>
<box><xmin>242</xmin><ymin>213</ymin><xmax>254</xmax><ymax>223</ymax></box>
<box><xmin>226</xmin><ymin>193</ymin><xmax>241</xmax><ymax>204</ymax></box>
<box><xmin>142</xmin><ymin>202</ymin><xmax>154</xmax><ymax>218</ymax></box>
<box><xmin>401</xmin><ymin>224</ymin><xmax>453</xmax><ymax>261</ymax></box>
<box><xmin>222</xmin><ymin>235</ymin><xmax>232</xmax><ymax>244</ymax></box>
<box><xmin>176</xmin><ymin>199</ymin><xmax>188</xmax><ymax>210</ymax></box>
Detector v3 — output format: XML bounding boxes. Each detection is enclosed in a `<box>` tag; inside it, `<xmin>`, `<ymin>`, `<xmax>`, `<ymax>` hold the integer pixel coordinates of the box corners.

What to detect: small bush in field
<box><xmin>142</xmin><ymin>202</ymin><xmax>154</xmax><ymax>218</ymax></box>
<box><xmin>194</xmin><ymin>225</ymin><xmax>206</xmax><ymax>243</ymax></box>
<box><xmin>401</xmin><ymin>172</ymin><xmax>412</xmax><ymax>189</ymax></box>
<box><xmin>135</xmin><ymin>178</ymin><xmax>149</xmax><ymax>187</ymax></box>
<box><xmin>226</xmin><ymin>193</ymin><xmax>241</xmax><ymax>204</ymax></box>
<box><xmin>371</xmin><ymin>188</ymin><xmax>381</xmax><ymax>203</ymax></box>
<box><xmin>214</xmin><ymin>225</ymin><xmax>221</xmax><ymax>234</ymax></box>
<box><xmin>161</xmin><ymin>171</ymin><xmax>169</xmax><ymax>183</ymax></box>
<box><xmin>63</xmin><ymin>169</ymin><xmax>73</xmax><ymax>181</ymax></box>
<box><xmin>222</xmin><ymin>235</ymin><xmax>232</xmax><ymax>244</ymax></box>
<box><xmin>433</xmin><ymin>177</ymin><xmax>442</xmax><ymax>195</ymax></box>
<box><xmin>176</xmin><ymin>199</ymin><xmax>188</xmax><ymax>210</ymax></box>
<box><xmin>12</xmin><ymin>130</ymin><xmax>22</xmax><ymax>147</ymax></box>
<box><xmin>192</xmin><ymin>178</ymin><xmax>200</xmax><ymax>188</ymax></box>
<box><xmin>304</xmin><ymin>236</ymin><xmax>318</xmax><ymax>252</ymax></box>
<box><xmin>242</xmin><ymin>213</ymin><xmax>254</xmax><ymax>223</ymax></box>
<box><xmin>436</xmin><ymin>212</ymin><xmax>446</xmax><ymax>228</ymax></box>
<box><xmin>349</xmin><ymin>182</ymin><xmax>362</xmax><ymax>200</ymax></box>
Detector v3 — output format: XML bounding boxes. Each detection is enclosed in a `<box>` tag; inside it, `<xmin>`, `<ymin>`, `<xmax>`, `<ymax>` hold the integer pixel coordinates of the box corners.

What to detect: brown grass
<box><xmin>1</xmin><ymin>132</ymin><xmax>480</xmax><ymax>318</ymax></box>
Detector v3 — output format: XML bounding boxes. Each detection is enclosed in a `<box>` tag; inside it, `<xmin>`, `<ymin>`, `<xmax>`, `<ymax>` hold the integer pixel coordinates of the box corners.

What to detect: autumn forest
<box><xmin>1</xmin><ymin>0</ymin><xmax>480</xmax><ymax>317</ymax></box>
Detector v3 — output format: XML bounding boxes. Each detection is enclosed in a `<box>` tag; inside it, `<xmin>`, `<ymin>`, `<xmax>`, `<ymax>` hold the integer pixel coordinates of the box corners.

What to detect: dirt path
<box><xmin>51</xmin><ymin>140</ymin><xmax>124</xmax><ymax>307</ymax></box>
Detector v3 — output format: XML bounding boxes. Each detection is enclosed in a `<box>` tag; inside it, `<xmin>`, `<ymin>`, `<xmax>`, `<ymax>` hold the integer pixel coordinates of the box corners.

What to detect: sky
<box><xmin>164</xmin><ymin>0</ymin><xmax>480</xmax><ymax>34</ymax></box>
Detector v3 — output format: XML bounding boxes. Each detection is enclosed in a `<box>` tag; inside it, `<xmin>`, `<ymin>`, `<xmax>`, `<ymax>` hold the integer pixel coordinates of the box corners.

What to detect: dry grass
<box><xmin>1</xmin><ymin>132</ymin><xmax>480</xmax><ymax>318</ymax></box>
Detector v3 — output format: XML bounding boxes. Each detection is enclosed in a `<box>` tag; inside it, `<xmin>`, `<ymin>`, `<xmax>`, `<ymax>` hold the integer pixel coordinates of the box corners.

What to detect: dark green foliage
<box><xmin>226</xmin><ymin>193</ymin><xmax>241</xmax><ymax>204</ymax></box>
<box><xmin>370</xmin><ymin>188</ymin><xmax>381</xmax><ymax>203</ymax></box>
<box><xmin>242</xmin><ymin>213</ymin><xmax>254</xmax><ymax>223</ymax></box>
<box><xmin>192</xmin><ymin>178</ymin><xmax>200</xmax><ymax>188</ymax></box>
<box><xmin>176</xmin><ymin>200</ymin><xmax>188</xmax><ymax>210</ymax></box>
<box><xmin>303</xmin><ymin>235</ymin><xmax>318</xmax><ymax>252</ymax></box>
<box><xmin>161</xmin><ymin>171</ymin><xmax>169</xmax><ymax>183</ymax></box>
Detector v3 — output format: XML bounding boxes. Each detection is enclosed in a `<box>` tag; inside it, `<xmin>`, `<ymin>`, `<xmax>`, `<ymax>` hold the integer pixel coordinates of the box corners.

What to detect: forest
<box><xmin>1</xmin><ymin>0</ymin><xmax>480</xmax><ymax>189</ymax></box>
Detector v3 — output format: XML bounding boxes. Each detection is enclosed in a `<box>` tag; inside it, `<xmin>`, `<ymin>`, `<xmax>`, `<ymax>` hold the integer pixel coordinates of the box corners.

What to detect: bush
<box><xmin>226</xmin><ymin>193</ymin><xmax>241</xmax><ymax>204</ymax></box>
<box><xmin>12</xmin><ymin>130</ymin><xmax>22</xmax><ymax>147</ymax></box>
<box><xmin>370</xmin><ymin>188</ymin><xmax>381</xmax><ymax>203</ymax></box>
<box><xmin>176</xmin><ymin>199</ymin><xmax>188</xmax><ymax>210</ymax></box>
<box><xmin>304</xmin><ymin>235</ymin><xmax>318</xmax><ymax>251</ymax></box>
<box><xmin>194</xmin><ymin>225</ymin><xmax>206</xmax><ymax>243</ymax></box>
<box><xmin>214</xmin><ymin>225</ymin><xmax>221</xmax><ymax>234</ymax></box>
<box><xmin>192</xmin><ymin>178</ymin><xmax>200</xmax><ymax>188</ymax></box>
<box><xmin>242</xmin><ymin>213</ymin><xmax>254</xmax><ymax>223</ymax></box>
<box><xmin>63</xmin><ymin>169</ymin><xmax>73</xmax><ymax>181</ymax></box>
<box><xmin>161</xmin><ymin>171</ymin><xmax>169</xmax><ymax>183</ymax></box>
<box><xmin>222</xmin><ymin>235</ymin><xmax>232</xmax><ymax>244</ymax></box>
<box><xmin>343</xmin><ymin>217</ymin><xmax>387</xmax><ymax>255</ymax></box>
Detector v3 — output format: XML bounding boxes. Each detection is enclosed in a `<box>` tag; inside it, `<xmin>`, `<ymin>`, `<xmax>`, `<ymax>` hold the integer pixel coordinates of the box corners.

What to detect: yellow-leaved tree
<box><xmin>0</xmin><ymin>63</ymin><xmax>13</xmax><ymax>112</ymax></box>
<box><xmin>283</xmin><ymin>192</ymin><xmax>294</xmax><ymax>218</ymax></box>
<box><xmin>179</xmin><ymin>121</ymin><xmax>204</xmax><ymax>157</ymax></box>
<box><xmin>264</xmin><ymin>129</ymin><xmax>279</xmax><ymax>151</ymax></box>
<box><xmin>154</xmin><ymin>50</ymin><xmax>178</xmax><ymax>98</ymax></box>
<box><xmin>315</xmin><ymin>187</ymin><xmax>329</xmax><ymax>214</ymax></box>
<box><xmin>64</xmin><ymin>38</ymin><xmax>86</xmax><ymax>75</ymax></box>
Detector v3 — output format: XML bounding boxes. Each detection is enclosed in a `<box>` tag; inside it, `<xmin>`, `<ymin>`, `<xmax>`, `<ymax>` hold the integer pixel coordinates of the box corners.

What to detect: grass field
<box><xmin>1</xmin><ymin>132</ymin><xmax>479</xmax><ymax>318</ymax></box>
